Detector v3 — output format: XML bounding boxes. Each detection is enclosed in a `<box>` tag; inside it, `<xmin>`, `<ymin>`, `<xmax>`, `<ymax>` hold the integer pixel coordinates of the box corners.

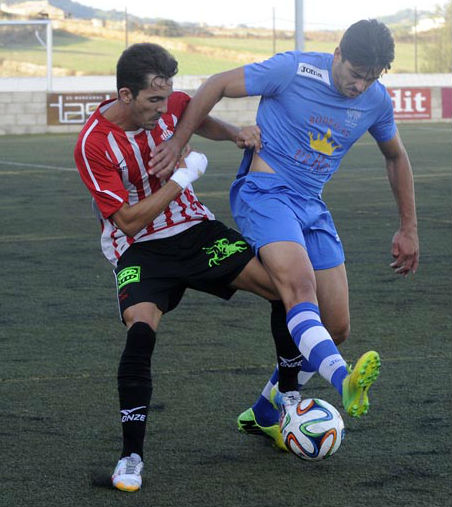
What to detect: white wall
<box><xmin>0</xmin><ymin>74</ymin><xmax>450</xmax><ymax>135</ymax></box>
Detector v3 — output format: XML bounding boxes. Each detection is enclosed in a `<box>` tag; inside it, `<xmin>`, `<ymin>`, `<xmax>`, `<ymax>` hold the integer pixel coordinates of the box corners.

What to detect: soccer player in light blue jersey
<box><xmin>151</xmin><ymin>20</ymin><xmax>419</xmax><ymax>449</ymax></box>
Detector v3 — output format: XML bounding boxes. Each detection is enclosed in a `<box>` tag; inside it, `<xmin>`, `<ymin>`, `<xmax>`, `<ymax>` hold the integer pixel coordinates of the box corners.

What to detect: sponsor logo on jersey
<box><xmin>114</xmin><ymin>158</ymin><xmax>128</xmax><ymax>172</ymax></box>
<box><xmin>297</xmin><ymin>63</ymin><xmax>330</xmax><ymax>85</ymax></box>
<box><xmin>309</xmin><ymin>115</ymin><xmax>351</xmax><ymax>137</ymax></box>
<box><xmin>345</xmin><ymin>109</ymin><xmax>362</xmax><ymax>129</ymax></box>
<box><xmin>158</xmin><ymin>118</ymin><xmax>174</xmax><ymax>141</ymax></box>
<box><xmin>116</xmin><ymin>266</ymin><xmax>141</xmax><ymax>290</ymax></box>
<box><xmin>308</xmin><ymin>128</ymin><xmax>341</xmax><ymax>156</ymax></box>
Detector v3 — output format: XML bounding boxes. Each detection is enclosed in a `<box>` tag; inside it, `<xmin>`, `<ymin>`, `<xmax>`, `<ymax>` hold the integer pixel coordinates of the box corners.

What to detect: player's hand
<box><xmin>235</xmin><ymin>125</ymin><xmax>262</xmax><ymax>152</ymax></box>
<box><xmin>148</xmin><ymin>137</ymin><xmax>184</xmax><ymax>180</ymax></box>
<box><xmin>390</xmin><ymin>227</ymin><xmax>419</xmax><ymax>276</ymax></box>
<box><xmin>170</xmin><ymin>151</ymin><xmax>208</xmax><ymax>189</ymax></box>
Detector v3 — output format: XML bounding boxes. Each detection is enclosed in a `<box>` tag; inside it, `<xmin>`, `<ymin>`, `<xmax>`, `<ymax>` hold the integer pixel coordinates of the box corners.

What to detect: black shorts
<box><xmin>114</xmin><ymin>220</ymin><xmax>254</xmax><ymax>317</ymax></box>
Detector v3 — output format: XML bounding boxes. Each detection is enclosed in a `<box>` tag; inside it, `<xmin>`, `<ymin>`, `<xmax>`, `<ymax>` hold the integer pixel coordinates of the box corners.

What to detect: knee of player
<box><xmin>124</xmin><ymin>322</ymin><xmax>157</xmax><ymax>356</ymax></box>
<box><xmin>280</xmin><ymin>279</ymin><xmax>317</xmax><ymax>308</ymax></box>
<box><xmin>329</xmin><ymin>322</ymin><xmax>350</xmax><ymax>345</ymax></box>
<box><xmin>118</xmin><ymin>322</ymin><xmax>157</xmax><ymax>386</ymax></box>
<box><xmin>123</xmin><ymin>302</ymin><xmax>162</xmax><ymax>332</ymax></box>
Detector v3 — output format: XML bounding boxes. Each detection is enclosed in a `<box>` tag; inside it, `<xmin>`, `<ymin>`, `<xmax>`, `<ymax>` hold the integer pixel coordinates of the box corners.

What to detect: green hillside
<box><xmin>0</xmin><ymin>26</ymin><xmax>432</xmax><ymax>76</ymax></box>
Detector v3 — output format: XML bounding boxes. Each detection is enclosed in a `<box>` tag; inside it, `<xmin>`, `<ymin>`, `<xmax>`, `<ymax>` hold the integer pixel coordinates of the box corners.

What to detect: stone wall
<box><xmin>0</xmin><ymin>74</ymin><xmax>450</xmax><ymax>135</ymax></box>
<box><xmin>0</xmin><ymin>90</ymin><xmax>263</xmax><ymax>135</ymax></box>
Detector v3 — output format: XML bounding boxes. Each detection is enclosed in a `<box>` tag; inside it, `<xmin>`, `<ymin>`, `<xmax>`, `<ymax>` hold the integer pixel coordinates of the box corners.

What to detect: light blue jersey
<box><xmin>241</xmin><ymin>51</ymin><xmax>396</xmax><ymax>196</ymax></box>
<box><xmin>230</xmin><ymin>51</ymin><xmax>396</xmax><ymax>268</ymax></box>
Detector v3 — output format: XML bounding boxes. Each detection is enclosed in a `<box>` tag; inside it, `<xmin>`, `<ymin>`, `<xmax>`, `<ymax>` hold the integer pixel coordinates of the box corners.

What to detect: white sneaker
<box><xmin>112</xmin><ymin>453</ymin><xmax>143</xmax><ymax>492</ymax></box>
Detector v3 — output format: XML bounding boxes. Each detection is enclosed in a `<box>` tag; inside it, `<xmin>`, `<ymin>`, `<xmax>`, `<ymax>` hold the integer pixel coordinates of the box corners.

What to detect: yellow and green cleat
<box><xmin>342</xmin><ymin>350</ymin><xmax>381</xmax><ymax>417</ymax></box>
<box><xmin>237</xmin><ymin>407</ymin><xmax>288</xmax><ymax>451</ymax></box>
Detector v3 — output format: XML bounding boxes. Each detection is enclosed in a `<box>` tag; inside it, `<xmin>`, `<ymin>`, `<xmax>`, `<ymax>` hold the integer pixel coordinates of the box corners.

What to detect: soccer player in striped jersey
<box><xmin>151</xmin><ymin>20</ymin><xmax>419</xmax><ymax>446</ymax></box>
<box><xmin>74</xmin><ymin>42</ymin><xmax>303</xmax><ymax>493</ymax></box>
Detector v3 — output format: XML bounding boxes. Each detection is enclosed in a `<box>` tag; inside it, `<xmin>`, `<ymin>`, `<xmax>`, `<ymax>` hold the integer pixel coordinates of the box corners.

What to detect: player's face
<box><xmin>127</xmin><ymin>75</ymin><xmax>173</xmax><ymax>130</ymax></box>
<box><xmin>332</xmin><ymin>48</ymin><xmax>383</xmax><ymax>98</ymax></box>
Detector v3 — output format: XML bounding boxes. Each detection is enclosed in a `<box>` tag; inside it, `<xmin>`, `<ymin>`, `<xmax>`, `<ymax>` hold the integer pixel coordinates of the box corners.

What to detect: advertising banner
<box><xmin>387</xmin><ymin>87</ymin><xmax>431</xmax><ymax>120</ymax></box>
<box><xmin>441</xmin><ymin>87</ymin><xmax>452</xmax><ymax>119</ymax></box>
<box><xmin>47</xmin><ymin>92</ymin><xmax>114</xmax><ymax>125</ymax></box>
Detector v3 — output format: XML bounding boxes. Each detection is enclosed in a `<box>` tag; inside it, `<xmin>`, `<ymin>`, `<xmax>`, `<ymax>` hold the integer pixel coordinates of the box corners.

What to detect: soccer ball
<box><xmin>280</xmin><ymin>398</ymin><xmax>345</xmax><ymax>461</ymax></box>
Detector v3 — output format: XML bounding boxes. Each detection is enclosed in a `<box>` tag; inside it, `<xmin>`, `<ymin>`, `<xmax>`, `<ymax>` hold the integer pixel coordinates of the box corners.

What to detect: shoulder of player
<box><xmin>154</xmin><ymin>90</ymin><xmax>189</xmax><ymax>124</ymax></box>
<box><xmin>77</xmin><ymin>98</ymin><xmax>118</xmax><ymax>139</ymax></box>
<box><xmin>294</xmin><ymin>52</ymin><xmax>332</xmax><ymax>85</ymax></box>
<box><xmin>75</xmin><ymin>115</ymin><xmax>112</xmax><ymax>160</ymax></box>
<box><xmin>296</xmin><ymin>51</ymin><xmax>331</xmax><ymax>67</ymax></box>
<box><xmin>168</xmin><ymin>90</ymin><xmax>191</xmax><ymax>112</ymax></box>
<box><xmin>368</xmin><ymin>80</ymin><xmax>393</xmax><ymax>105</ymax></box>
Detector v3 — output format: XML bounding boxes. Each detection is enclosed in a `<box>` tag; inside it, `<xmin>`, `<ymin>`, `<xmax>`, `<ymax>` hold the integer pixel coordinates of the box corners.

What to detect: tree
<box><xmin>148</xmin><ymin>19</ymin><xmax>183</xmax><ymax>37</ymax></box>
<box><xmin>421</xmin><ymin>1</ymin><xmax>452</xmax><ymax>72</ymax></box>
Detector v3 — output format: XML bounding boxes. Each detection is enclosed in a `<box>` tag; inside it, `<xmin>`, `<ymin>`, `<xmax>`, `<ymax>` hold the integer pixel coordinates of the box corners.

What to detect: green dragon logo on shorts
<box><xmin>116</xmin><ymin>266</ymin><xmax>141</xmax><ymax>290</ymax></box>
<box><xmin>203</xmin><ymin>238</ymin><xmax>248</xmax><ymax>267</ymax></box>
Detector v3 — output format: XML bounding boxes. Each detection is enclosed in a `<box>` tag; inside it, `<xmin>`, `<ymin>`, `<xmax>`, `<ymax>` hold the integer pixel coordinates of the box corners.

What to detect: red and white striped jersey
<box><xmin>74</xmin><ymin>92</ymin><xmax>214</xmax><ymax>266</ymax></box>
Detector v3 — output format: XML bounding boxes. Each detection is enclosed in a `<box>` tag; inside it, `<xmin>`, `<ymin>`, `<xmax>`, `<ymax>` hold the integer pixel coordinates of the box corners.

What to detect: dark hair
<box><xmin>339</xmin><ymin>19</ymin><xmax>395</xmax><ymax>71</ymax></box>
<box><xmin>116</xmin><ymin>43</ymin><xmax>178</xmax><ymax>97</ymax></box>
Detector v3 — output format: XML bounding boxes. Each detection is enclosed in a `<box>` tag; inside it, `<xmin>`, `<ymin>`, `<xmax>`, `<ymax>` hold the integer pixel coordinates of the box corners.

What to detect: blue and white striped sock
<box><xmin>298</xmin><ymin>357</ymin><xmax>316</xmax><ymax>388</ymax></box>
<box><xmin>251</xmin><ymin>369</ymin><xmax>279</xmax><ymax>426</ymax></box>
<box><xmin>251</xmin><ymin>302</ymin><xmax>348</xmax><ymax>425</ymax></box>
<box><xmin>287</xmin><ymin>302</ymin><xmax>348</xmax><ymax>394</ymax></box>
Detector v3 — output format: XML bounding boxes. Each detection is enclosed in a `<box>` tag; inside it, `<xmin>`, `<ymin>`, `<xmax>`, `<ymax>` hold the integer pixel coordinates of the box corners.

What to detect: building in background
<box><xmin>0</xmin><ymin>1</ymin><xmax>67</xmax><ymax>19</ymax></box>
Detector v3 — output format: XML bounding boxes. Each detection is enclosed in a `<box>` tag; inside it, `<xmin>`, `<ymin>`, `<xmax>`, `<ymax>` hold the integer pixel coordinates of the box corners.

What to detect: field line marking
<box><xmin>0</xmin><ymin>355</ymin><xmax>448</xmax><ymax>384</ymax></box>
<box><xmin>1</xmin><ymin>160</ymin><xmax>449</xmax><ymax>182</ymax></box>
<box><xmin>0</xmin><ymin>159</ymin><xmax>77</xmax><ymax>172</ymax></box>
<box><xmin>2</xmin><ymin>233</ymin><xmax>92</xmax><ymax>243</ymax></box>
<box><xmin>0</xmin><ymin>159</ymin><xmax>236</xmax><ymax>179</ymax></box>
<box><xmin>196</xmin><ymin>191</ymin><xmax>229</xmax><ymax>197</ymax></box>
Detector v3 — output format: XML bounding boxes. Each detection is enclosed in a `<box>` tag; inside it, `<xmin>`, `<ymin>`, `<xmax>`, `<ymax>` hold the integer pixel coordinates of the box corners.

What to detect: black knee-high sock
<box><xmin>118</xmin><ymin>322</ymin><xmax>156</xmax><ymax>460</ymax></box>
<box><xmin>271</xmin><ymin>300</ymin><xmax>302</xmax><ymax>393</ymax></box>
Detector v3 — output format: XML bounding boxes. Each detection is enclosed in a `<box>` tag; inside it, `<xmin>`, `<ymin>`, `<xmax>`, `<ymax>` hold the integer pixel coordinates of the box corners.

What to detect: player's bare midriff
<box><xmin>249</xmin><ymin>152</ymin><xmax>276</xmax><ymax>173</ymax></box>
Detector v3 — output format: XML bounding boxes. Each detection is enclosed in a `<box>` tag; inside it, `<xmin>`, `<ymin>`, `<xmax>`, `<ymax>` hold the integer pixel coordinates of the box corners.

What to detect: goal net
<box><xmin>0</xmin><ymin>19</ymin><xmax>53</xmax><ymax>89</ymax></box>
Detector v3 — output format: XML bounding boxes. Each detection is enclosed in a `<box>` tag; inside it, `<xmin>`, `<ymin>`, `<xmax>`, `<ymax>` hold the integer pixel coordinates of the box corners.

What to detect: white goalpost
<box><xmin>0</xmin><ymin>19</ymin><xmax>53</xmax><ymax>90</ymax></box>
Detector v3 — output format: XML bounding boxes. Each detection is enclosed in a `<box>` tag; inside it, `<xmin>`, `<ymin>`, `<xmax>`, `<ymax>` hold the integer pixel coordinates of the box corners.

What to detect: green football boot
<box><xmin>237</xmin><ymin>407</ymin><xmax>288</xmax><ymax>451</ymax></box>
<box><xmin>342</xmin><ymin>350</ymin><xmax>381</xmax><ymax>417</ymax></box>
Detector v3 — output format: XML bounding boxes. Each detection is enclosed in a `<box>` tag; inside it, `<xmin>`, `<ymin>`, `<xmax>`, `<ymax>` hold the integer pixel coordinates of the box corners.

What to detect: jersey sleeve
<box><xmin>368</xmin><ymin>87</ymin><xmax>397</xmax><ymax>142</ymax></box>
<box><xmin>244</xmin><ymin>51</ymin><xmax>299</xmax><ymax>97</ymax></box>
<box><xmin>74</xmin><ymin>131</ymin><xmax>128</xmax><ymax>219</ymax></box>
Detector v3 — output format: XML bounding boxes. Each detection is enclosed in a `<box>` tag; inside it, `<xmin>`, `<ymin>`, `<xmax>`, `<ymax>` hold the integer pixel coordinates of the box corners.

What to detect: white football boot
<box><xmin>112</xmin><ymin>453</ymin><xmax>143</xmax><ymax>492</ymax></box>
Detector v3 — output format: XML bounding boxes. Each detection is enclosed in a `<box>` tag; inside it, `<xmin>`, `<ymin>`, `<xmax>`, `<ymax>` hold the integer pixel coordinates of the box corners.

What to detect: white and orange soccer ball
<box><xmin>280</xmin><ymin>398</ymin><xmax>345</xmax><ymax>461</ymax></box>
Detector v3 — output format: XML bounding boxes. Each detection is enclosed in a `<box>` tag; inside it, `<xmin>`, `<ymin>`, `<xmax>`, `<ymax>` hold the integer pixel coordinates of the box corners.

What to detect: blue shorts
<box><xmin>230</xmin><ymin>172</ymin><xmax>345</xmax><ymax>270</ymax></box>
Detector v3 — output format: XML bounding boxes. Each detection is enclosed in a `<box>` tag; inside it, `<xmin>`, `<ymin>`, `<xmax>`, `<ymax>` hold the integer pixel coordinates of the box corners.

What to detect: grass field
<box><xmin>0</xmin><ymin>27</ymin><xmax>429</xmax><ymax>75</ymax></box>
<box><xmin>0</xmin><ymin>123</ymin><xmax>451</xmax><ymax>507</ymax></box>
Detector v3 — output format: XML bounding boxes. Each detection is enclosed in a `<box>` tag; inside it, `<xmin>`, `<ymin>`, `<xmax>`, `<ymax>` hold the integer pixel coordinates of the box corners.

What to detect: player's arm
<box><xmin>112</xmin><ymin>180</ymin><xmax>182</xmax><ymax>238</ymax></box>
<box><xmin>150</xmin><ymin>67</ymin><xmax>248</xmax><ymax>178</ymax></box>
<box><xmin>112</xmin><ymin>151</ymin><xmax>207</xmax><ymax>237</ymax></box>
<box><xmin>377</xmin><ymin>131</ymin><xmax>419</xmax><ymax>276</ymax></box>
<box><xmin>195</xmin><ymin>115</ymin><xmax>261</xmax><ymax>150</ymax></box>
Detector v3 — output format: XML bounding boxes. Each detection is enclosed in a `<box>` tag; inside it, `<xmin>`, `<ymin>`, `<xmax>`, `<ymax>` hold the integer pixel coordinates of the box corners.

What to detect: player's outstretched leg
<box><xmin>112</xmin><ymin>453</ymin><xmax>143</xmax><ymax>492</ymax></box>
<box><xmin>237</xmin><ymin>301</ymin><xmax>329</xmax><ymax>451</ymax></box>
<box><xmin>237</xmin><ymin>370</ymin><xmax>287</xmax><ymax>451</ymax></box>
<box><xmin>237</xmin><ymin>358</ymin><xmax>317</xmax><ymax>452</ymax></box>
<box><xmin>237</xmin><ymin>406</ymin><xmax>288</xmax><ymax>451</ymax></box>
<box><xmin>342</xmin><ymin>351</ymin><xmax>381</xmax><ymax>417</ymax></box>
